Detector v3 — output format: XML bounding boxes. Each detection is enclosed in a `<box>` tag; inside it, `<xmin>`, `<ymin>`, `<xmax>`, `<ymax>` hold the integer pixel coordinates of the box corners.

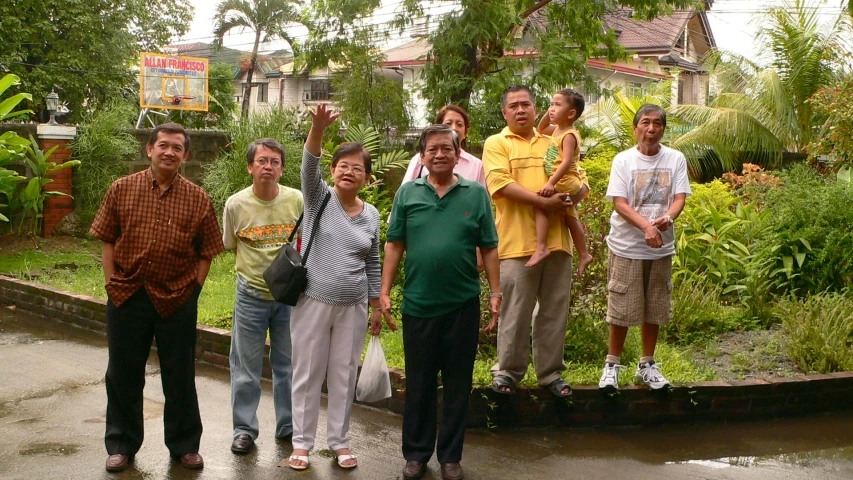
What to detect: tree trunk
<box><xmin>241</xmin><ymin>32</ymin><xmax>262</xmax><ymax>118</ymax></box>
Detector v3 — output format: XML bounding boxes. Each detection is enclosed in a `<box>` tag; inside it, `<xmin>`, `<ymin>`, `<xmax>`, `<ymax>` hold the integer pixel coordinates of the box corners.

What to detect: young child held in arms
<box><xmin>528</xmin><ymin>88</ymin><xmax>593</xmax><ymax>276</ymax></box>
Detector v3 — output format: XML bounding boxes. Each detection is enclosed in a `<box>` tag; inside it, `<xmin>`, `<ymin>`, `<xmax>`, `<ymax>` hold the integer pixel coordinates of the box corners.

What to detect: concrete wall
<box><xmin>128</xmin><ymin>129</ymin><xmax>229</xmax><ymax>185</ymax></box>
<box><xmin>0</xmin><ymin>125</ymin><xmax>230</xmax><ymax>186</ymax></box>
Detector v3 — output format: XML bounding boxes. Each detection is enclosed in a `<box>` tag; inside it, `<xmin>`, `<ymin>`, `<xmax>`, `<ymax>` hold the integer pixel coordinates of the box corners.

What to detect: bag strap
<box><xmin>287</xmin><ymin>213</ymin><xmax>303</xmax><ymax>244</ymax></box>
<box><xmin>302</xmin><ymin>190</ymin><xmax>332</xmax><ymax>265</ymax></box>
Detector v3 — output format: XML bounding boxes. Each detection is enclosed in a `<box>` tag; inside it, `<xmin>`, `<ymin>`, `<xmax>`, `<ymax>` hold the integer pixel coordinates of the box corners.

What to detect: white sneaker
<box><xmin>598</xmin><ymin>363</ymin><xmax>623</xmax><ymax>391</ymax></box>
<box><xmin>635</xmin><ymin>362</ymin><xmax>671</xmax><ymax>390</ymax></box>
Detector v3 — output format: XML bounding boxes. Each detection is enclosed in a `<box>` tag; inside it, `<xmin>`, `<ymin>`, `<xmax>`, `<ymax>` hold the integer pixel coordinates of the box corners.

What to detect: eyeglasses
<box><xmin>336</xmin><ymin>163</ymin><xmax>365</xmax><ymax>175</ymax></box>
<box><xmin>253</xmin><ymin>157</ymin><xmax>282</xmax><ymax>167</ymax></box>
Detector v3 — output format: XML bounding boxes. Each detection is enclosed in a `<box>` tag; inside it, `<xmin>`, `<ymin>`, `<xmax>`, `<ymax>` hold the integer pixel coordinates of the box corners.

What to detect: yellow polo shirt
<box><xmin>482</xmin><ymin>127</ymin><xmax>573</xmax><ymax>260</ymax></box>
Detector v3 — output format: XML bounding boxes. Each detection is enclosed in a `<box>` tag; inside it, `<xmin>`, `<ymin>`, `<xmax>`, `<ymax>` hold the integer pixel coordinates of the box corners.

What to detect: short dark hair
<box><xmin>332</xmin><ymin>142</ymin><xmax>372</xmax><ymax>175</ymax></box>
<box><xmin>247</xmin><ymin>138</ymin><xmax>285</xmax><ymax>166</ymax></box>
<box><xmin>435</xmin><ymin>104</ymin><xmax>470</xmax><ymax>130</ymax></box>
<box><xmin>557</xmin><ymin>88</ymin><xmax>585</xmax><ymax>119</ymax></box>
<box><xmin>418</xmin><ymin>124</ymin><xmax>460</xmax><ymax>155</ymax></box>
<box><xmin>633</xmin><ymin>103</ymin><xmax>667</xmax><ymax>128</ymax></box>
<box><xmin>501</xmin><ymin>85</ymin><xmax>534</xmax><ymax>109</ymax></box>
<box><xmin>148</xmin><ymin>122</ymin><xmax>190</xmax><ymax>151</ymax></box>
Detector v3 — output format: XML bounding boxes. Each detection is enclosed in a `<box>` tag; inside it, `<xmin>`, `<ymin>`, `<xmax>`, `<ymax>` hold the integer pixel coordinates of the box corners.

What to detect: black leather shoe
<box><xmin>231</xmin><ymin>434</ymin><xmax>255</xmax><ymax>454</ymax></box>
<box><xmin>441</xmin><ymin>462</ymin><xmax>464</xmax><ymax>480</ymax></box>
<box><xmin>105</xmin><ymin>454</ymin><xmax>132</xmax><ymax>472</ymax></box>
<box><xmin>403</xmin><ymin>460</ymin><xmax>427</xmax><ymax>479</ymax></box>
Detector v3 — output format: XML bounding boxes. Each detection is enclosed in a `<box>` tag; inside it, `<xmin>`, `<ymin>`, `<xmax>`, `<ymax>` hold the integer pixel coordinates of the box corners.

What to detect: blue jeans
<box><xmin>230</xmin><ymin>276</ymin><xmax>293</xmax><ymax>439</ymax></box>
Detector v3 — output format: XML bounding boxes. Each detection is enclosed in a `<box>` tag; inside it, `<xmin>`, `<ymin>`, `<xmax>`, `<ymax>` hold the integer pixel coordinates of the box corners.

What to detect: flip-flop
<box><xmin>336</xmin><ymin>454</ymin><xmax>358</xmax><ymax>469</ymax></box>
<box><xmin>547</xmin><ymin>378</ymin><xmax>573</xmax><ymax>398</ymax></box>
<box><xmin>287</xmin><ymin>455</ymin><xmax>309</xmax><ymax>470</ymax></box>
<box><xmin>490</xmin><ymin>375</ymin><xmax>516</xmax><ymax>395</ymax></box>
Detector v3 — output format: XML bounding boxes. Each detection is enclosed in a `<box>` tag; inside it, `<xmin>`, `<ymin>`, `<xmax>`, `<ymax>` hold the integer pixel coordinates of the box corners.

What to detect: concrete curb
<box><xmin>3</xmin><ymin>274</ymin><xmax>853</xmax><ymax>428</ymax></box>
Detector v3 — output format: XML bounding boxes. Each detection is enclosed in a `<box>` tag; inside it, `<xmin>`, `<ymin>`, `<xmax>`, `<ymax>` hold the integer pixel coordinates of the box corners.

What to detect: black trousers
<box><xmin>402</xmin><ymin>297</ymin><xmax>480</xmax><ymax>464</ymax></box>
<box><xmin>104</xmin><ymin>285</ymin><xmax>202</xmax><ymax>457</ymax></box>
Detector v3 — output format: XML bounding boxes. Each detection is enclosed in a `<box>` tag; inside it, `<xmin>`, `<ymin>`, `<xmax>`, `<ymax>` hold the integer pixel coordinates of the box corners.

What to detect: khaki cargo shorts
<box><xmin>606</xmin><ymin>251</ymin><xmax>673</xmax><ymax>327</ymax></box>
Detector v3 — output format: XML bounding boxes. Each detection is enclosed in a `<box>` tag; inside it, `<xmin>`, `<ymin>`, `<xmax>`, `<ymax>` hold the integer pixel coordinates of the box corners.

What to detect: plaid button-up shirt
<box><xmin>90</xmin><ymin>168</ymin><xmax>225</xmax><ymax>317</ymax></box>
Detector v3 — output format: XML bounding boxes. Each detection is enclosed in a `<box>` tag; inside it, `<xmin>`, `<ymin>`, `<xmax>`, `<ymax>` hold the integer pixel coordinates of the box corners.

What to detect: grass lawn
<box><xmin>2</xmin><ymin>236</ymin><xmax>798</xmax><ymax>387</ymax></box>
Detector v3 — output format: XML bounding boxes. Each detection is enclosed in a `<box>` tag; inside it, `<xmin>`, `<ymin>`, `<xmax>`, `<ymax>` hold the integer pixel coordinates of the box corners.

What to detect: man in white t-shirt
<box><xmin>598</xmin><ymin>104</ymin><xmax>691</xmax><ymax>392</ymax></box>
<box><xmin>222</xmin><ymin>138</ymin><xmax>304</xmax><ymax>453</ymax></box>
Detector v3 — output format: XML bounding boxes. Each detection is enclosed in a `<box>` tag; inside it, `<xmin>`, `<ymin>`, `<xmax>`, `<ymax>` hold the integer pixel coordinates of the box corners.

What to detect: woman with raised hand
<box><xmin>287</xmin><ymin>104</ymin><xmax>396</xmax><ymax>471</ymax></box>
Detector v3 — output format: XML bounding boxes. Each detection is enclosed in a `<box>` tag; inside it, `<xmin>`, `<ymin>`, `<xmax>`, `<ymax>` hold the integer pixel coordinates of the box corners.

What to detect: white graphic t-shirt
<box><xmin>605</xmin><ymin>145</ymin><xmax>691</xmax><ymax>259</ymax></box>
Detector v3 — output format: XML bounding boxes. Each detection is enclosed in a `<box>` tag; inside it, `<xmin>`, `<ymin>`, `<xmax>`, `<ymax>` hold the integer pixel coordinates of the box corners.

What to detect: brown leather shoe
<box><xmin>105</xmin><ymin>453</ymin><xmax>131</xmax><ymax>472</ymax></box>
<box><xmin>179</xmin><ymin>452</ymin><xmax>204</xmax><ymax>469</ymax></box>
<box><xmin>441</xmin><ymin>462</ymin><xmax>464</xmax><ymax>480</ymax></box>
<box><xmin>403</xmin><ymin>460</ymin><xmax>427</xmax><ymax>479</ymax></box>
<box><xmin>231</xmin><ymin>434</ymin><xmax>254</xmax><ymax>454</ymax></box>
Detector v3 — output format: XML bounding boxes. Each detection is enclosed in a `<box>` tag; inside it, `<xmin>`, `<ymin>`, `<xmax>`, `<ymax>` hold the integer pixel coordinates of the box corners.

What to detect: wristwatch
<box><xmin>489</xmin><ymin>292</ymin><xmax>503</xmax><ymax>299</ymax></box>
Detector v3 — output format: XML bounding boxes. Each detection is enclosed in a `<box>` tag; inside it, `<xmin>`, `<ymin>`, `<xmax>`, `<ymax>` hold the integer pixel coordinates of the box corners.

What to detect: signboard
<box><xmin>139</xmin><ymin>52</ymin><xmax>209</xmax><ymax>111</ymax></box>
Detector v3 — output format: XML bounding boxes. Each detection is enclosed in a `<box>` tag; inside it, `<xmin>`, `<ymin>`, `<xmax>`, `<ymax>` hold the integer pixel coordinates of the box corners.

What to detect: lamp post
<box><xmin>45</xmin><ymin>89</ymin><xmax>60</xmax><ymax>125</ymax></box>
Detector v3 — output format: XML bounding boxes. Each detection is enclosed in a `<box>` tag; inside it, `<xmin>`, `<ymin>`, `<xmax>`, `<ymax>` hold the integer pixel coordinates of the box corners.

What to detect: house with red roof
<box><xmin>375</xmin><ymin>3</ymin><xmax>716</xmax><ymax>128</ymax></box>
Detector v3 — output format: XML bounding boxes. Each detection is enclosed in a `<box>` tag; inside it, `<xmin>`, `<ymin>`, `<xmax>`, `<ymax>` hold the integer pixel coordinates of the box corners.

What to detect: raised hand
<box><xmin>309</xmin><ymin>103</ymin><xmax>340</xmax><ymax>131</ymax></box>
<box><xmin>306</xmin><ymin>103</ymin><xmax>340</xmax><ymax>156</ymax></box>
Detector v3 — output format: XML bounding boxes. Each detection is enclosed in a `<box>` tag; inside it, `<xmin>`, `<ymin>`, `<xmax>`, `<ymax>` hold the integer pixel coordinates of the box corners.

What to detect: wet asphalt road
<box><xmin>2</xmin><ymin>308</ymin><xmax>853</xmax><ymax>480</ymax></box>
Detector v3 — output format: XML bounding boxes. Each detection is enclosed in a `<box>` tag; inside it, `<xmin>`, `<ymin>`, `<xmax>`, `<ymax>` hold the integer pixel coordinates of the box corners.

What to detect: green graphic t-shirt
<box><xmin>222</xmin><ymin>185</ymin><xmax>304</xmax><ymax>299</ymax></box>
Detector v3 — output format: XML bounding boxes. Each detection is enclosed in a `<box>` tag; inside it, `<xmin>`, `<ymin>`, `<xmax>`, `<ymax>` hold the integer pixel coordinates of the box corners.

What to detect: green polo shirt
<box><xmin>387</xmin><ymin>174</ymin><xmax>498</xmax><ymax>317</ymax></box>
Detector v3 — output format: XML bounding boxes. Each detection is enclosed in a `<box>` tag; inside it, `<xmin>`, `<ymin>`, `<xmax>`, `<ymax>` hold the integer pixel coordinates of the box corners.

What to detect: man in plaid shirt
<box><xmin>90</xmin><ymin>123</ymin><xmax>224</xmax><ymax>472</ymax></box>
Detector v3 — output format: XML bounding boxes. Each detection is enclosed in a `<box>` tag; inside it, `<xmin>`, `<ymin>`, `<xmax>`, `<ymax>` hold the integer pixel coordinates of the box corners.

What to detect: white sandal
<box><xmin>287</xmin><ymin>454</ymin><xmax>309</xmax><ymax>470</ymax></box>
<box><xmin>336</xmin><ymin>453</ymin><xmax>358</xmax><ymax>469</ymax></box>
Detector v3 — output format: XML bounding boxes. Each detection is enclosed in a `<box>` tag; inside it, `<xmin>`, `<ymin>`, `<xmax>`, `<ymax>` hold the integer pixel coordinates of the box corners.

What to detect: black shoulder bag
<box><xmin>263</xmin><ymin>191</ymin><xmax>332</xmax><ymax>306</ymax></box>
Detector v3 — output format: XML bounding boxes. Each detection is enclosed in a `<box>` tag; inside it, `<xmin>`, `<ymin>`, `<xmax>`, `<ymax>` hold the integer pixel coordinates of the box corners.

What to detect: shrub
<box><xmin>203</xmin><ymin>106</ymin><xmax>305</xmax><ymax>214</ymax></box>
<box><xmin>564</xmin><ymin>311</ymin><xmax>608</xmax><ymax>364</ymax></box>
<box><xmin>70</xmin><ymin>101</ymin><xmax>139</xmax><ymax>223</ymax></box>
<box><xmin>722</xmin><ymin>163</ymin><xmax>782</xmax><ymax>205</ymax></box>
<box><xmin>688</xmin><ymin>179</ymin><xmax>734</xmax><ymax>211</ymax></box>
<box><xmin>777</xmin><ymin>289</ymin><xmax>853</xmax><ymax>373</ymax></box>
<box><xmin>662</xmin><ymin>273</ymin><xmax>749</xmax><ymax>345</ymax></box>
<box><xmin>581</xmin><ymin>145</ymin><xmax>616</xmax><ymax>194</ymax></box>
<box><xmin>758</xmin><ymin>163</ymin><xmax>853</xmax><ymax>293</ymax></box>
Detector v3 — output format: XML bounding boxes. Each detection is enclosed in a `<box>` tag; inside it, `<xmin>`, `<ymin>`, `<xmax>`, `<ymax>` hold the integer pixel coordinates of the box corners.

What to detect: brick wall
<box><xmin>3</xmin><ymin>274</ymin><xmax>853</xmax><ymax>428</ymax></box>
<box><xmin>40</xmin><ymin>138</ymin><xmax>74</xmax><ymax>236</ymax></box>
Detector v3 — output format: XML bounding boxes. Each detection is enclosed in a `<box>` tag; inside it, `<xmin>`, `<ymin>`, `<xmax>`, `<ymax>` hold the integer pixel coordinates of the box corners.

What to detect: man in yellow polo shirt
<box><xmin>482</xmin><ymin>85</ymin><xmax>575</xmax><ymax>398</ymax></box>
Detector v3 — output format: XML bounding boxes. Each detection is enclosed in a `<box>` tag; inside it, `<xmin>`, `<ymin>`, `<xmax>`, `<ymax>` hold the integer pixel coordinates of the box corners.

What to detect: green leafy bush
<box><xmin>663</xmin><ymin>273</ymin><xmax>751</xmax><ymax>345</ymax></box>
<box><xmin>70</xmin><ymin>101</ymin><xmax>139</xmax><ymax>223</ymax></box>
<box><xmin>758</xmin><ymin>163</ymin><xmax>853</xmax><ymax>293</ymax></box>
<box><xmin>580</xmin><ymin>145</ymin><xmax>615</xmax><ymax>194</ymax></box>
<box><xmin>689</xmin><ymin>179</ymin><xmax>735</xmax><ymax>211</ymax></box>
<box><xmin>203</xmin><ymin>106</ymin><xmax>305</xmax><ymax>214</ymax></box>
<box><xmin>777</xmin><ymin>289</ymin><xmax>853</xmax><ymax>373</ymax></box>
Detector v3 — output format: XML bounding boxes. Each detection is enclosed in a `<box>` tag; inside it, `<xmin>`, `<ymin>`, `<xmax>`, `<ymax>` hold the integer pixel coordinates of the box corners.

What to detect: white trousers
<box><xmin>290</xmin><ymin>294</ymin><xmax>367</xmax><ymax>451</ymax></box>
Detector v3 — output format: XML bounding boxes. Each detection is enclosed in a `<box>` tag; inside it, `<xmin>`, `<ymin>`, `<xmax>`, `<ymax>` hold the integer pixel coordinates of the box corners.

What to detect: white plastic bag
<box><xmin>356</xmin><ymin>336</ymin><xmax>392</xmax><ymax>402</ymax></box>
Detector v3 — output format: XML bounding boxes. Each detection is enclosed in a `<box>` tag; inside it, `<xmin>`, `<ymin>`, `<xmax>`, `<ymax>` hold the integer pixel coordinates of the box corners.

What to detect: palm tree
<box><xmin>671</xmin><ymin>0</ymin><xmax>852</xmax><ymax>172</ymax></box>
<box><xmin>213</xmin><ymin>0</ymin><xmax>305</xmax><ymax>118</ymax></box>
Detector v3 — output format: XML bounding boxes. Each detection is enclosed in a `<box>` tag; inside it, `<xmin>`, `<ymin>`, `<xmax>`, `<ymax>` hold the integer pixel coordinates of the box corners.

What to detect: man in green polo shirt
<box><xmin>380</xmin><ymin>124</ymin><xmax>501</xmax><ymax>480</ymax></box>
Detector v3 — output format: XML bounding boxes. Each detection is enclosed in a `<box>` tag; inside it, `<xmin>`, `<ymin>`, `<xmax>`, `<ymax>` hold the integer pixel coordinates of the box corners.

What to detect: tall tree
<box><xmin>303</xmin><ymin>1</ymin><xmax>698</xmax><ymax>114</ymax></box>
<box><xmin>212</xmin><ymin>0</ymin><xmax>305</xmax><ymax>118</ymax></box>
<box><xmin>672</xmin><ymin>0</ymin><xmax>852</xmax><ymax>171</ymax></box>
<box><xmin>389</xmin><ymin>0</ymin><xmax>699</xmax><ymax>112</ymax></box>
<box><xmin>0</xmin><ymin>0</ymin><xmax>191</xmax><ymax>122</ymax></box>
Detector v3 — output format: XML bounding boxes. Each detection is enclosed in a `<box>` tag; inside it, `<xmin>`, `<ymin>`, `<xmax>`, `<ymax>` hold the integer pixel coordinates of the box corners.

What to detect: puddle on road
<box><xmin>465</xmin><ymin>411</ymin><xmax>853</xmax><ymax>470</ymax></box>
<box><xmin>19</xmin><ymin>442</ymin><xmax>80</xmax><ymax>456</ymax></box>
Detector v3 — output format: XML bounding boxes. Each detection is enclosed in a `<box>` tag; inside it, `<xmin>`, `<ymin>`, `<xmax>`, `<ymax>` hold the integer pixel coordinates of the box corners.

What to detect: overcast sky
<box><xmin>180</xmin><ymin>0</ymin><xmax>847</xmax><ymax>64</ymax></box>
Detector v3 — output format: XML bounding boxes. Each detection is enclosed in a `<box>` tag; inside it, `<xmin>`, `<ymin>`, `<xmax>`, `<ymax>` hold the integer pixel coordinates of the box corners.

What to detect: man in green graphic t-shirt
<box><xmin>222</xmin><ymin>138</ymin><xmax>303</xmax><ymax>454</ymax></box>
